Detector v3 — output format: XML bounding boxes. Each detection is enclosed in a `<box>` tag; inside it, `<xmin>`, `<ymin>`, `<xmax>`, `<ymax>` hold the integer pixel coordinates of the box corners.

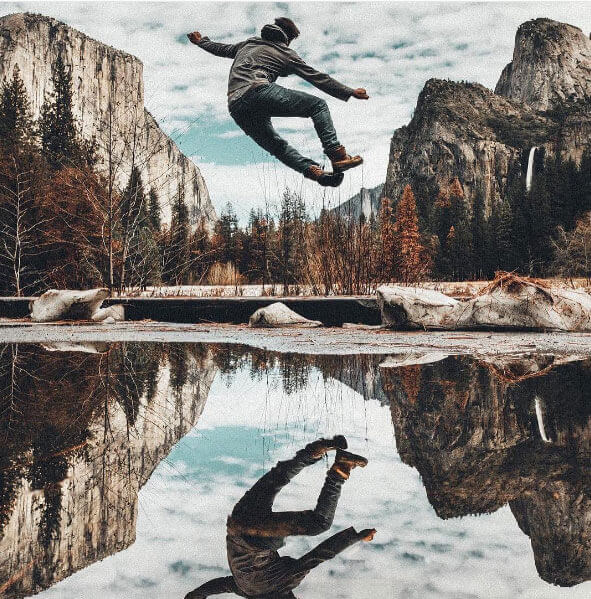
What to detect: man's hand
<box><xmin>360</xmin><ymin>528</ymin><xmax>377</xmax><ymax>541</ymax></box>
<box><xmin>352</xmin><ymin>88</ymin><xmax>369</xmax><ymax>100</ymax></box>
<box><xmin>187</xmin><ymin>31</ymin><xmax>202</xmax><ymax>44</ymax></box>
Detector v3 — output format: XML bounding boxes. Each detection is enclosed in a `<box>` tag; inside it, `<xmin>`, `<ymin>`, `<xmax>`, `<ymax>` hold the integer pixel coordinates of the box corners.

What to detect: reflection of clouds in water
<box><xmin>40</xmin><ymin>363</ymin><xmax>591</xmax><ymax>598</ymax></box>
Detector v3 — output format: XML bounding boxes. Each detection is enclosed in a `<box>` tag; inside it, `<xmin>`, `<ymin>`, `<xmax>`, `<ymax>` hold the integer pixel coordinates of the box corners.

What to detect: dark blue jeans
<box><xmin>229</xmin><ymin>83</ymin><xmax>341</xmax><ymax>174</ymax></box>
<box><xmin>230</xmin><ymin>446</ymin><xmax>344</xmax><ymax>541</ymax></box>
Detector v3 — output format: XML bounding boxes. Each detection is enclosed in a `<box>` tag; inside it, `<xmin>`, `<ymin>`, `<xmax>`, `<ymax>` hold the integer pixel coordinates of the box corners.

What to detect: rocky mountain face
<box><xmin>496</xmin><ymin>18</ymin><xmax>591</xmax><ymax>110</ymax></box>
<box><xmin>331</xmin><ymin>184</ymin><xmax>384</xmax><ymax>222</ymax></box>
<box><xmin>383</xmin><ymin>354</ymin><xmax>591</xmax><ymax>586</ymax></box>
<box><xmin>0</xmin><ymin>344</ymin><xmax>217</xmax><ymax>598</ymax></box>
<box><xmin>384</xmin><ymin>18</ymin><xmax>591</xmax><ymax>216</ymax></box>
<box><xmin>0</xmin><ymin>13</ymin><xmax>217</xmax><ymax>227</ymax></box>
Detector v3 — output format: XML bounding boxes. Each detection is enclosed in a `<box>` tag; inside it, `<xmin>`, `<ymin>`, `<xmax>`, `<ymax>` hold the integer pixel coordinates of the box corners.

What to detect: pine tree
<box><xmin>118</xmin><ymin>166</ymin><xmax>154</xmax><ymax>289</ymax></box>
<box><xmin>246</xmin><ymin>209</ymin><xmax>271</xmax><ymax>285</ymax></box>
<box><xmin>212</xmin><ymin>202</ymin><xmax>240</xmax><ymax>265</ymax></box>
<box><xmin>580</xmin><ymin>149</ymin><xmax>591</xmax><ymax>216</ymax></box>
<box><xmin>39</xmin><ymin>50</ymin><xmax>88</xmax><ymax>169</ymax></box>
<box><xmin>488</xmin><ymin>199</ymin><xmax>514</xmax><ymax>273</ymax></box>
<box><xmin>168</xmin><ymin>185</ymin><xmax>191</xmax><ymax>285</ymax></box>
<box><xmin>432</xmin><ymin>179</ymin><xmax>472</xmax><ymax>280</ymax></box>
<box><xmin>0</xmin><ymin>66</ymin><xmax>45</xmax><ymax>295</ymax></box>
<box><xmin>528</xmin><ymin>169</ymin><xmax>553</xmax><ymax>274</ymax></box>
<box><xmin>378</xmin><ymin>196</ymin><xmax>396</xmax><ymax>282</ymax></box>
<box><xmin>0</xmin><ymin>65</ymin><xmax>35</xmax><ymax>153</ymax></box>
<box><xmin>278</xmin><ymin>190</ymin><xmax>306</xmax><ymax>293</ymax></box>
<box><xmin>471</xmin><ymin>191</ymin><xmax>487</xmax><ymax>279</ymax></box>
<box><xmin>506</xmin><ymin>163</ymin><xmax>528</xmax><ymax>272</ymax></box>
<box><xmin>190</xmin><ymin>217</ymin><xmax>212</xmax><ymax>283</ymax></box>
<box><xmin>393</xmin><ymin>185</ymin><xmax>429</xmax><ymax>284</ymax></box>
<box><xmin>148</xmin><ymin>188</ymin><xmax>161</xmax><ymax>232</ymax></box>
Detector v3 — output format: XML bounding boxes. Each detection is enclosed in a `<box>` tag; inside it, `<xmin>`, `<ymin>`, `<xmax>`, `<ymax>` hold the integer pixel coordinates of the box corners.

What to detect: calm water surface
<box><xmin>1</xmin><ymin>343</ymin><xmax>591</xmax><ymax>598</ymax></box>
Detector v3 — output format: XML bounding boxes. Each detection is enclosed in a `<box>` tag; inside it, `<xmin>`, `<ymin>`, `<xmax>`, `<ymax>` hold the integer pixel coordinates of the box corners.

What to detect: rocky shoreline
<box><xmin>2</xmin><ymin>321</ymin><xmax>591</xmax><ymax>356</ymax></box>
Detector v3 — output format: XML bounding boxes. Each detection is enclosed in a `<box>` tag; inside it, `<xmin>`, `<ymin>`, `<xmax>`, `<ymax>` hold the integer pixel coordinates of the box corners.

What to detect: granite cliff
<box><xmin>0</xmin><ymin>344</ymin><xmax>217</xmax><ymax>598</ymax></box>
<box><xmin>384</xmin><ymin>18</ymin><xmax>591</xmax><ymax>215</ymax></box>
<box><xmin>384</xmin><ymin>354</ymin><xmax>591</xmax><ymax>587</ymax></box>
<box><xmin>331</xmin><ymin>184</ymin><xmax>384</xmax><ymax>222</ymax></box>
<box><xmin>0</xmin><ymin>12</ymin><xmax>217</xmax><ymax>227</ymax></box>
<box><xmin>496</xmin><ymin>18</ymin><xmax>591</xmax><ymax>110</ymax></box>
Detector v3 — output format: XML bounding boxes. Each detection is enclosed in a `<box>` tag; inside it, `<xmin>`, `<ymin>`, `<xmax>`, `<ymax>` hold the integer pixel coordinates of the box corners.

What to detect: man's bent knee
<box><xmin>309</xmin><ymin>97</ymin><xmax>328</xmax><ymax>115</ymax></box>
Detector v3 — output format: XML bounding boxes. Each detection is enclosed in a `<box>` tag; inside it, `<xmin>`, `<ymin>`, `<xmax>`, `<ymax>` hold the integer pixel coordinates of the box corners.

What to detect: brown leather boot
<box><xmin>330</xmin><ymin>449</ymin><xmax>368</xmax><ymax>480</ymax></box>
<box><xmin>326</xmin><ymin>145</ymin><xmax>363</xmax><ymax>172</ymax></box>
<box><xmin>305</xmin><ymin>435</ymin><xmax>348</xmax><ymax>459</ymax></box>
<box><xmin>304</xmin><ymin>164</ymin><xmax>344</xmax><ymax>187</ymax></box>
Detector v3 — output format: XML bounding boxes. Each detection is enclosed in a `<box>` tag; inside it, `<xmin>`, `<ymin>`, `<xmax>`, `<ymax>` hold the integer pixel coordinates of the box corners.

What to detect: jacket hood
<box><xmin>260</xmin><ymin>23</ymin><xmax>289</xmax><ymax>44</ymax></box>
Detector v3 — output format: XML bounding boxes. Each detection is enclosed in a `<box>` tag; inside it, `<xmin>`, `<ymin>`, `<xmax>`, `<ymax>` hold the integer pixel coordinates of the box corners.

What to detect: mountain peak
<box><xmin>0</xmin><ymin>12</ymin><xmax>139</xmax><ymax>63</ymax></box>
<box><xmin>495</xmin><ymin>17</ymin><xmax>591</xmax><ymax>110</ymax></box>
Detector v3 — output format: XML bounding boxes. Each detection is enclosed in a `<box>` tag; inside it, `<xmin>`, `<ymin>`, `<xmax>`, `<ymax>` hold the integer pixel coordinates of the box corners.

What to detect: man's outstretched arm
<box><xmin>184</xmin><ymin>575</ymin><xmax>242</xmax><ymax>598</ymax></box>
<box><xmin>188</xmin><ymin>31</ymin><xmax>244</xmax><ymax>58</ymax></box>
<box><xmin>287</xmin><ymin>52</ymin><xmax>369</xmax><ymax>102</ymax></box>
<box><xmin>293</xmin><ymin>526</ymin><xmax>376</xmax><ymax>573</ymax></box>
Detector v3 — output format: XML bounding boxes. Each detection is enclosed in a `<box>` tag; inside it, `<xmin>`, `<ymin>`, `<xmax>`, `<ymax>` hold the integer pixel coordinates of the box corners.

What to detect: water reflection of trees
<box><xmin>209</xmin><ymin>344</ymin><xmax>386</xmax><ymax>402</ymax></box>
<box><xmin>383</xmin><ymin>354</ymin><xmax>591</xmax><ymax>587</ymax></box>
<box><xmin>210</xmin><ymin>344</ymin><xmax>314</xmax><ymax>395</ymax></box>
<box><xmin>0</xmin><ymin>342</ymin><xmax>215</xmax><ymax>598</ymax></box>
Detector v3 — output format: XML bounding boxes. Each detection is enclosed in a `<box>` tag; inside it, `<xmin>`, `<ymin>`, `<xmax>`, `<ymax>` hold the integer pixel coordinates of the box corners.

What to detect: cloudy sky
<box><xmin>2</xmin><ymin>1</ymin><xmax>591</xmax><ymax>221</ymax></box>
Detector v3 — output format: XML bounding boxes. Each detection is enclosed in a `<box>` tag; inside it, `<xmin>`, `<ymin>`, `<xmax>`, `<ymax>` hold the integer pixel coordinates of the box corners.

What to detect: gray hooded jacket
<box><xmin>196</xmin><ymin>24</ymin><xmax>355</xmax><ymax>107</ymax></box>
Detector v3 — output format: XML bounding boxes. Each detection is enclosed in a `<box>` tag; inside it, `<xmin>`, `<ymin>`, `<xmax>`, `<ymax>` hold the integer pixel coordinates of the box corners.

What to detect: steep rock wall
<box><xmin>384</xmin><ymin>19</ymin><xmax>591</xmax><ymax>215</ymax></box>
<box><xmin>496</xmin><ymin>18</ymin><xmax>591</xmax><ymax>111</ymax></box>
<box><xmin>0</xmin><ymin>345</ymin><xmax>217</xmax><ymax>598</ymax></box>
<box><xmin>0</xmin><ymin>13</ymin><xmax>216</xmax><ymax>227</ymax></box>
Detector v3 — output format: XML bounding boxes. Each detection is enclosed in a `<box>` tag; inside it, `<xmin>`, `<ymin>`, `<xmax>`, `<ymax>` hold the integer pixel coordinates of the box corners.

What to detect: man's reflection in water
<box><xmin>185</xmin><ymin>436</ymin><xmax>376</xmax><ymax>598</ymax></box>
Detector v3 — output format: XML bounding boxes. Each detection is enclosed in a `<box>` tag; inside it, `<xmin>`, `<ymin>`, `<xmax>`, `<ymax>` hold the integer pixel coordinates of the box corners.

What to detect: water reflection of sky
<box><xmin>36</xmin><ymin>357</ymin><xmax>591</xmax><ymax>599</ymax></box>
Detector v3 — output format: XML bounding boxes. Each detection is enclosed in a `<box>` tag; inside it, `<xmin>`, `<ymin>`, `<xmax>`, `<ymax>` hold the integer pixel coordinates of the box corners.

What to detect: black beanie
<box><xmin>274</xmin><ymin>17</ymin><xmax>300</xmax><ymax>41</ymax></box>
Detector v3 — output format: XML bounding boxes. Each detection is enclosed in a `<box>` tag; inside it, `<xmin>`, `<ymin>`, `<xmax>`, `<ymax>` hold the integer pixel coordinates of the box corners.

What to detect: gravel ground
<box><xmin>2</xmin><ymin>320</ymin><xmax>591</xmax><ymax>356</ymax></box>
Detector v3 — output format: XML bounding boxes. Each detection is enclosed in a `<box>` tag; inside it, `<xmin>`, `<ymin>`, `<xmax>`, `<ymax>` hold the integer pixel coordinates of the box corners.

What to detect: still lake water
<box><xmin>1</xmin><ymin>343</ymin><xmax>591</xmax><ymax>598</ymax></box>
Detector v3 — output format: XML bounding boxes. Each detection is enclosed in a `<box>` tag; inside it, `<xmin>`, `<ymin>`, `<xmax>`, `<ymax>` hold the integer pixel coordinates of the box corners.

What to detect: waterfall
<box><xmin>535</xmin><ymin>396</ymin><xmax>552</xmax><ymax>443</ymax></box>
<box><xmin>525</xmin><ymin>146</ymin><xmax>537</xmax><ymax>192</ymax></box>
<box><xmin>361</xmin><ymin>188</ymin><xmax>372</xmax><ymax>222</ymax></box>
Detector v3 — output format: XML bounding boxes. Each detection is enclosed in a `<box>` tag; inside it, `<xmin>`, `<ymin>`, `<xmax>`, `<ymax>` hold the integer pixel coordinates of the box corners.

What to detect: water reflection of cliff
<box><xmin>0</xmin><ymin>343</ymin><xmax>217</xmax><ymax>598</ymax></box>
<box><xmin>382</xmin><ymin>354</ymin><xmax>591</xmax><ymax>587</ymax></box>
<box><xmin>230</xmin><ymin>347</ymin><xmax>591</xmax><ymax>588</ymax></box>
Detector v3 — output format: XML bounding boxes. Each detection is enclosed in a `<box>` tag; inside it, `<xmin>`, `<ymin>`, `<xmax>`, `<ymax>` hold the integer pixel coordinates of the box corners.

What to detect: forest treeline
<box><xmin>0</xmin><ymin>56</ymin><xmax>208</xmax><ymax>296</ymax></box>
<box><xmin>1</xmin><ymin>54</ymin><xmax>591</xmax><ymax>297</ymax></box>
<box><xmin>212</xmin><ymin>149</ymin><xmax>591</xmax><ymax>292</ymax></box>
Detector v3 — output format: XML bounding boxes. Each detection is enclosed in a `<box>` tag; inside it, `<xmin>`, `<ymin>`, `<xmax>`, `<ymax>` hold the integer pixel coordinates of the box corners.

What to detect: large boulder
<box><xmin>460</xmin><ymin>275</ymin><xmax>591</xmax><ymax>331</ymax></box>
<box><xmin>29</xmin><ymin>289</ymin><xmax>125</xmax><ymax>323</ymax></box>
<box><xmin>248</xmin><ymin>302</ymin><xmax>322</xmax><ymax>328</ymax></box>
<box><xmin>376</xmin><ymin>285</ymin><xmax>461</xmax><ymax>329</ymax></box>
<box><xmin>378</xmin><ymin>273</ymin><xmax>591</xmax><ymax>332</ymax></box>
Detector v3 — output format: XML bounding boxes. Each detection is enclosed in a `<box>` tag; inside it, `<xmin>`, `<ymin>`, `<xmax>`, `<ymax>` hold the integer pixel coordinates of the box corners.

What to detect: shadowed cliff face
<box><xmin>383</xmin><ymin>354</ymin><xmax>591</xmax><ymax>587</ymax></box>
<box><xmin>0</xmin><ymin>343</ymin><xmax>217</xmax><ymax>598</ymax></box>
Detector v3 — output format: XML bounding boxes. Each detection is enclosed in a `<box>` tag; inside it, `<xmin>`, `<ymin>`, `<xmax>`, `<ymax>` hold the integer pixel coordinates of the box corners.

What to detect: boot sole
<box><xmin>332</xmin><ymin>157</ymin><xmax>364</xmax><ymax>172</ymax></box>
<box><xmin>318</xmin><ymin>172</ymin><xmax>344</xmax><ymax>187</ymax></box>
<box><xmin>335</xmin><ymin>449</ymin><xmax>368</xmax><ymax>467</ymax></box>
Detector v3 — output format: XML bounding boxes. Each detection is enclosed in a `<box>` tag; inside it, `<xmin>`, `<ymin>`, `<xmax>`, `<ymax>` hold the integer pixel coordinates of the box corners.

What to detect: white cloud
<box><xmin>2</xmin><ymin>1</ymin><xmax>591</xmax><ymax>218</ymax></box>
<box><xmin>216</xmin><ymin>130</ymin><xmax>243</xmax><ymax>139</ymax></box>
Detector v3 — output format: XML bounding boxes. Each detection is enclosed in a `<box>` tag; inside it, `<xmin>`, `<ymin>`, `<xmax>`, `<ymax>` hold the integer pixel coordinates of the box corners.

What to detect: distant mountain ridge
<box><xmin>331</xmin><ymin>183</ymin><xmax>384</xmax><ymax>221</ymax></box>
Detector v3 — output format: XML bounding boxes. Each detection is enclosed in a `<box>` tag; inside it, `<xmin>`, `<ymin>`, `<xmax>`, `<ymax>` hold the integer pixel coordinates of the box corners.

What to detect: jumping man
<box><xmin>184</xmin><ymin>435</ymin><xmax>376</xmax><ymax>598</ymax></box>
<box><xmin>188</xmin><ymin>17</ymin><xmax>369</xmax><ymax>187</ymax></box>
